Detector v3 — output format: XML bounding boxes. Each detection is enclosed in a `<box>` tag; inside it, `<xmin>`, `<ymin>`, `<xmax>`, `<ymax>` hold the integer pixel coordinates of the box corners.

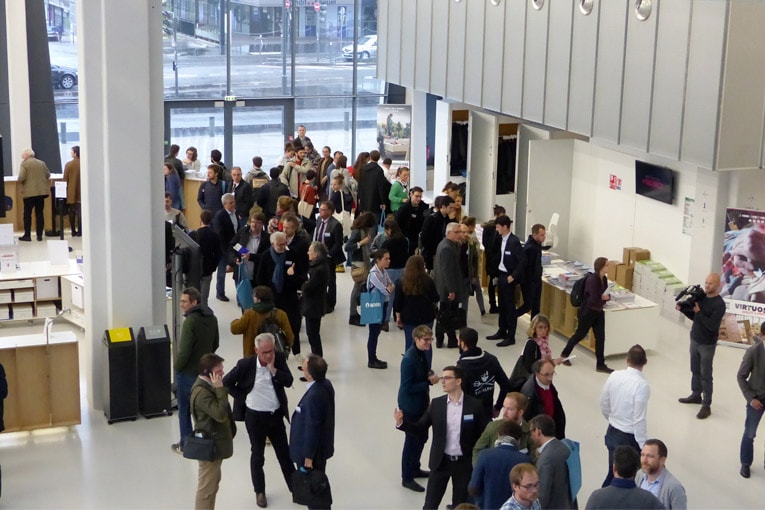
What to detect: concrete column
<box><xmin>4</xmin><ymin>0</ymin><xmax>32</xmax><ymax>172</ymax></box>
<box><xmin>78</xmin><ymin>0</ymin><xmax>166</xmax><ymax>409</ymax></box>
<box><xmin>409</xmin><ymin>90</ymin><xmax>427</xmax><ymax>191</ymax></box>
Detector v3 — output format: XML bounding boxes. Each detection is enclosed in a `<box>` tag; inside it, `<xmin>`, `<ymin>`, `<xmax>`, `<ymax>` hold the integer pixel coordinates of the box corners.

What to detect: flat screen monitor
<box><xmin>635</xmin><ymin>160</ymin><xmax>674</xmax><ymax>205</ymax></box>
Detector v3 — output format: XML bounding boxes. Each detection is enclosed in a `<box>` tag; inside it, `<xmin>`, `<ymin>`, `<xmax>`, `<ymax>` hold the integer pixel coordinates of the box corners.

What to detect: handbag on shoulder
<box><xmin>183</xmin><ymin>430</ymin><xmax>216</xmax><ymax>462</ymax></box>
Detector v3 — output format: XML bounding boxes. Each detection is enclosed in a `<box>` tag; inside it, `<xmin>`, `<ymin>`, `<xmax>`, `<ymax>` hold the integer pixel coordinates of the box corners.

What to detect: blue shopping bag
<box><xmin>236</xmin><ymin>265</ymin><xmax>254</xmax><ymax>310</ymax></box>
<box><xmin>360</xmin><ymin>289</ymin><xmax>384</xmax><ymax>325</ymax></box>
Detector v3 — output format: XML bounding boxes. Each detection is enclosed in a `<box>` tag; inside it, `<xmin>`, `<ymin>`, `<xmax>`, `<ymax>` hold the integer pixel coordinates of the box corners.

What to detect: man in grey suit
<box><xmin>529</xmin><ymin>414</ymin><xmax>575</xmax><ymax>509</ymax></box>
<box><xmin>737</xmin><ymin>328</ymin><xmax>765</xmax><ymax>478</ymax></box>
<box><xmin>432</xmin><ymin>222</ymin><xmax>467</xmax><ymax>348</ymax></box>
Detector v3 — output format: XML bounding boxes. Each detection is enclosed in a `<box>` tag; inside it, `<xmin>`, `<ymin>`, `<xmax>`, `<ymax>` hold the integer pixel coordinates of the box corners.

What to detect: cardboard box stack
<box><xmin>632</xmin><ymin>259</ymin><xmax>686</xmax><ymax>323</ymax></box>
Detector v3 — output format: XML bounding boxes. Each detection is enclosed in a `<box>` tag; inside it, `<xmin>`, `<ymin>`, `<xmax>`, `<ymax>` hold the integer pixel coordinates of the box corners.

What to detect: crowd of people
<box><xmin>162</xmin><ymin>128</ymin><xmax>763</xmax><ymax>510</ymax></box>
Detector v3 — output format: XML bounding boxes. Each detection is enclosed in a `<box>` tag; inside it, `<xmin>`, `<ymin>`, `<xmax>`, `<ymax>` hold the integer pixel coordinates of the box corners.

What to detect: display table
<box><xmin>0</xmin><ymin>331</ymin><xmax>81</xmax><ymax>431</ymax></box>
<box><xmin>540</xmin><ymin>262</ymin><xmax>659</xmax><ymax>356</ymax></box>
<box><xmin>0</xmin><ymin>260</ymin><xmax>80</xmax><ymax>323</ymax></box>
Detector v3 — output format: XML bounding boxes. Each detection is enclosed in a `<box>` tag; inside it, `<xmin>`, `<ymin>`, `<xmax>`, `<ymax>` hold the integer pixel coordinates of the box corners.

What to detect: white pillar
<box><xmin>78</xmin><ymin>0</ymin><xmax>166</xmax><ymax>409</ymax></box>
<box><xmin>409</xmin><ymin>90</ymin><xmax>428</xmax><ymax>191</ymax></box>
<box><xmin>5</xmin><ymin>0</ymin><xmax>31</xmax><ymax>173</ymax></box>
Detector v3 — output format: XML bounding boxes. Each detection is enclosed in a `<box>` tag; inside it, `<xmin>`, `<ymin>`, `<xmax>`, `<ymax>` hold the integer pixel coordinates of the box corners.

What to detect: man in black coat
<box><xmin>290</xmin><ymin>355</ymin><xmax>335</xmax><ymax>509</ymax></box>
<box><xmin>481</xmin><ymin>206</ymin><xmax>506</xmax><ymax>314</ymax></box>
<box><xmin>419</xmin><ymin>196</ymin><xmax>455</xmax><ymax>272</ymax></box>
<box><xmin>230</xmin><ymin>166</ymin><xmax>254</xmax><ymax>223</ymax></box>
<box><xmin>302</xmin><ymin>242</ymin><xmax>330</xmax><ymax>356</ymax></box>
<box><xmin>456</xmin><ymin>327</ymin><xmax>511</xmax><ymax>419</ymax></box>
<box><xmin>356</xmin><ymin>150</ymin><xmax>391</xmax><ymax>225</ymax></box>
<box><xmin>395</xmin><ymin>365</ymin><xmax>489</xmax><ymax>510</ymax></box>
<box><xmin>395</xmin><ymin>186</ymin><xmax>429</xmax><ymax>257</ymax></box>
<box><xmin>223</xmin><ymin>334</ymin><xmax>295</xmax><ymax>508</ymax></box>
<box><xmin>211</xmin><ymin>193</ymin><xmax>241</xmax><ymax>302</ymax></box>
<box><xmin>488</xmin><ymin>215</ymin><xmax>527</xmax><ymax>346</ymax></box>
<box><xmin>189</xmin><ymin>209</ymin><xmax>221</xmax><ymax>306</ymax></box>
<box><xmin>257</xmin><ymin>167</ymin><xmax>290</xmax><ymax>219</ymax></box>
<box><xmin>313</xmin><ymin>201</ymin><xmax>346</xmax><ymax>312</ymax></box>
<box><xmin>229</xmin><ymin>212</ymin><xmax>270</xmax><ymax>287</ymax></box>
<box><xmin>517</xmin><ymin>223</ymin><xmax>546</xmax><ymax>320</ymax></box>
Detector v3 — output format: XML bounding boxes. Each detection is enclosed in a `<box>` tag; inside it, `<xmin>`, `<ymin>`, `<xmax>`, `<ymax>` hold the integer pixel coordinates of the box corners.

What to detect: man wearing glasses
<box><xmin>395</xmin><ymin>365</ymin><xmax>489</xmax><ymax>510</ymax></box>
<box><xmin>529</xmin><ymin>414</ymin><xmax>575</xmax><ymax>510</ymax></box>
<box><xmin>500</xmin><ymin>463</ymin><xmax>542</xmax><ymax>510</ymax></box>
<box><xmin>521</xmin><ymin>359</ymin><xmax>567</xmax><ymax>440</ymax></box>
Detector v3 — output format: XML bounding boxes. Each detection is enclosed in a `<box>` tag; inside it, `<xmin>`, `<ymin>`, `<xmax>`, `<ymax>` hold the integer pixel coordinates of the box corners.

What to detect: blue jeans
<box><xmin>740</xmin><ymin>402</ymin><xmax>765</xmax><ymax>466</ymax></box>
<box><xmin>690</xmin><ymin>339</ymin><xmax>716</xmax><ymax>405</ymax></box>
<box><xmin>403</xmin><ymin>322</ymin><xmax>433</xmax><ymax>366</ymax></box>
<box><xmin>402</xmin><ymin>410</ymin><xmax>428</xmax><ymax>482</ymax></box>
<box><xmin>603</xmin><ymin>425</ymin><xmax>639</xmax><ymax>487</ymax></box>
<box><xmin>175</xmin><ymin>372</ymin><xmax>197</xmax><ymax>446</ymax></box>
<box><xmin>367</xmin><ymin>302</ymin><xmax>388</xmax><ymax>362</ymax></box>
<box><xmin>215</xmin><ymin>258</ymin><xmax>228</xmax><ymax>297</ymax></box>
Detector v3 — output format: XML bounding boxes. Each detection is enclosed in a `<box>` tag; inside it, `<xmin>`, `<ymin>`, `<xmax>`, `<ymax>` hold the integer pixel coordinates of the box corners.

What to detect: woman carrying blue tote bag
<box><xmin>362</xmin><ymin>249</ymin><xmax>394</xmax><ymax>369</ymax></box>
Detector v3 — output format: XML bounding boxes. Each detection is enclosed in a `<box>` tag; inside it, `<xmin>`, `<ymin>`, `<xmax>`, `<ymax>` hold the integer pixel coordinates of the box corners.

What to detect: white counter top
<box><xmin>0</xmin><ymin>260</ymin><xmax>80</xmax><ymax>281</ymax></box>
<box><xmin>0</xmin><ymin>330</ymin><xmax>77</xmax><ymax>348</ymax></box>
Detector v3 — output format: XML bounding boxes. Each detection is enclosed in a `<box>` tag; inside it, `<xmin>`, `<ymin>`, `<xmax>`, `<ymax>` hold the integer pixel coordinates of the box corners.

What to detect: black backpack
<box><xmin>258</xmin><ymin>310</ymin><xmax>289</xmax><ymax>356</ymax></box>
<box><xmin>570</xmin><ymin>272</ymin><xmax>592</xmax><ymax>307</ymax></box>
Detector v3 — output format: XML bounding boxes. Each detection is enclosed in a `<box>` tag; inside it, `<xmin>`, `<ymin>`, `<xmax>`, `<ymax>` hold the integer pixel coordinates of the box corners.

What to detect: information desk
<box><xmin>540</xmin><ymin>268</ymin><xmax>659</xmax><ymax>357</ymax></box>
<box><xmin>0</xmin><ymin>331</ymin><xmax>81</xmax><ymax>431</ymax></box>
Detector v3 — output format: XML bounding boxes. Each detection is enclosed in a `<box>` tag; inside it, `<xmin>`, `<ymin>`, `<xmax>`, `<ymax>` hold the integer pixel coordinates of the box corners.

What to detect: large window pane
<box><xmin>168</xmin><ymin>107</ymin><xmax>225</xmax><ymax>175</ymax></box>
<box><xmin>49</xmin><ymin>0</ymin><xmax>80</xmax><ymax>170</ymax></box>
<box><xmin>232</xmin><ymin>105</ymin><xmax>284</xmax><ymax>169</ymax></box>
<box><xmin>295</xmin><ymin>97</ymin><xmax>354</xmax><ymax>158</ymax></box>
<box><xmin>355</xmin><ymin>95</ymin><xmax>385</xmax><ymax>157</ymax></box>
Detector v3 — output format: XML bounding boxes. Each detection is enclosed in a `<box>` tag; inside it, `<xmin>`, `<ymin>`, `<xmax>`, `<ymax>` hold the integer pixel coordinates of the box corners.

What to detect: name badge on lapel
<box><xmin>463</xmin><ymin>414</ymin><xmax>474</xmax><ymax>422</ymax></box>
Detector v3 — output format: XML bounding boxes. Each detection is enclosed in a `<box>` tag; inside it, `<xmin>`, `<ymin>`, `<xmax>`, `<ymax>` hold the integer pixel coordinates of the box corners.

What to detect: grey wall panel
<box><xmin>591</xmin><ymin>0</ymin><xmax>628</xmax><ymax>144</ymax></box>
<box><xmin>567</xmin><ymin>0</ymin><xmax>600</xmax><ymax>136</ymax></box>
<box><xmin>429</xmin><ymin>0</ymin><xmax>449</xmax><ymax>96</ymax></box>
<box><xmin>463</xmin><ymin>1</ymin><xmax>485</xmax><ymax>107</ymax></box>
<box><xmin>544</xmin><ymin>0</ymin><xmax>574</xmax><ymax>129</ymax></box>
<box><xmin>0</xmin><ymin>0</ymin><xmax>11</xmax><ymax>177</ymax></box>
<box><xmin>482</xmin><ymin>1</ymin><xmax>506</xmax><ymax>112</ymax></box>
<box><xmin>385</xmin><ymin>0</ymin><xmax>403</xmax><ymax>86</ymax></box>
<box><xmin>501</xmin><ymin>0</ymin><xmax>527</xmax><ymax>116</ymax></box>
<box><xmin>414</xmin><ymin>0</ymin><xmax>433</xmax><ymax>91</ymax></box>
<box><xmin>398</xmin><ymin>0</ymin><xmax>417</xmax><ymax>88</ymax></box>
<box><xmin>681</xmin><ymin>0</ymin><xmax>727</xmax><ymax>168</ymax></box>
<box><xmin>649</xmin><ymin>0</ymin><xmax>691</xmax><ymax>159</ymax></box>
<box><xmin>377</xmin><ymin>0</ymin><xmax>389</xmax><ymax>80</ymax></box>
<box><xmin>522</xmin><ymin>3</ymin><xmax>548</xmax><ymax>123</ymax></box>
<box><xmin>716</xmin><ymin>1</ymin><xmax>765</xmax><ymax>170</ymax></box>
<box><xmin>446</xmin><ymin>0</ymin><xmax>467</xmax><ymax>101</ymax></box>
<box><xmin>620</xmin><ymin>0</ymin><xmax>659</xmax><ymax>152</ymax></box>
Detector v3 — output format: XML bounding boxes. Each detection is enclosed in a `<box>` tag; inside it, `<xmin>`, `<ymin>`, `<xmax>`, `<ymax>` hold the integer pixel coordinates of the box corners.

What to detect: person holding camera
<box><xmin>677</xmin><ymin>273</ymin><xmax>725</xmax><ymax>420</ymax></box>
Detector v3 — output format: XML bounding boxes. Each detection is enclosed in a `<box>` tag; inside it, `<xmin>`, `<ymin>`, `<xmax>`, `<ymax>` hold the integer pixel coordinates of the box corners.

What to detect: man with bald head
<box><xmin>677</xmin><ymin>273</ymin><xmax>725</xmax><ymax>419</ymax></box>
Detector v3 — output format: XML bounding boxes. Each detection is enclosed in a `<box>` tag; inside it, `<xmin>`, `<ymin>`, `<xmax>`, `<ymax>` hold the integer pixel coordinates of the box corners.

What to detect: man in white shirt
<box><xmin>222</xmin><ymin>333</ymin><xmax>295</xmax><ymax>508</ymax></box>
<box><xmin>599</xmin><ymin>344</ymin><xmax>650</xmax><ymax>487</ymax></box>
<box><xmin>635</xmin><ymin>439</ymin><xmax>688</xmax><ymax>509</ymax></box>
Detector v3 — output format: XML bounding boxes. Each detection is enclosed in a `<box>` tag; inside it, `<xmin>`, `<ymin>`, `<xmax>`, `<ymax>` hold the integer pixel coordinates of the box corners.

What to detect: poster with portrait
<box><xmin>719</xmin><ymin>207</ymin><xmax>765</xmax><ymax>345</ymax></box>
<box><xmin>377</xmin><ymin>105</ymin><xmax>411</xmax><ymax>167</ymax></box>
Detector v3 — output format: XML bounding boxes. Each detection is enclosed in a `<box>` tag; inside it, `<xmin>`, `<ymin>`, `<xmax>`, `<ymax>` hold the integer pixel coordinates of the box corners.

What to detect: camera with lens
<box><xmin>675</xmin><ymin>284</ymin><xmax>705</xmax><ymax>314</ymax></box>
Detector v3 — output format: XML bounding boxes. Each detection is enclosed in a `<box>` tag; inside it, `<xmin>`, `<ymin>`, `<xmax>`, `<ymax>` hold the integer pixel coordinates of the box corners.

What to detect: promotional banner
<box><xmin>376</xmin><ymin>105</ymin><xmax>411</xmax><ymax>166</ymax></box>
<box><xmin>719</xmin><ymin>207</ymin><xmax>765</xmax><ymax>344</ymax></box>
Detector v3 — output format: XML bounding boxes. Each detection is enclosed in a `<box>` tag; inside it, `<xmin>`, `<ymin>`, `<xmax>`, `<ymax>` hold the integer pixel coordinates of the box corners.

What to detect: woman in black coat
<box><xmin>301</xmin><ymin>241</ymin><xmax>330</xmax><ymax>357</ymax></box>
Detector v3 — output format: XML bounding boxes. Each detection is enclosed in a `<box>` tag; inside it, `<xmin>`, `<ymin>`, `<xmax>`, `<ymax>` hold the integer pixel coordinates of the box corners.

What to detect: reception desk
<box><xmin>0</xmin><ymin>331</ymin><xmax>81</xmax><ymax>431</ymax></box>
<box><xmin>540</xmin><ymin>265</ymin><xmax>659</xmax><ymax>357</ymax></box>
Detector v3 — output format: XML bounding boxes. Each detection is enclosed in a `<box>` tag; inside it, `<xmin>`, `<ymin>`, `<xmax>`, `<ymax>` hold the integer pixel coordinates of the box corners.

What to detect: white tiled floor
<box><xmin>0</xmin><ymin>238</ymin><xmax>763</xmax><ymax>508</ymax></box>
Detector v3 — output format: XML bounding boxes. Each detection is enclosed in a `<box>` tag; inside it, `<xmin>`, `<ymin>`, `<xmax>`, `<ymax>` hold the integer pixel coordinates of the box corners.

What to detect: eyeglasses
<box><xmin>540</xmin><ymin>372</ymin><xmax>555</xmax><ymax>377</ymax></box>
<box><xmin>518</xmin><ymin>482</ymin><xmax>541</xmax><ymax>490</ymax></box>
<box><xmin>441</xmin><ymin>376</ymin><xmax>456</xmax><ymax>381</ymax></box>
<box><xmin>417</xmin><ymin>337</ymin><xmax>433</xmax><ymax>342</ymax></box>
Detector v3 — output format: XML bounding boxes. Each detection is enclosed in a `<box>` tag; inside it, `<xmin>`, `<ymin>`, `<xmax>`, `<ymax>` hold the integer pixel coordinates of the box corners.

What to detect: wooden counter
<box><xmin>1</xmin><ymin>175</ymin><xmax>66</xmax><ymax>232</ymax></box>
<box><xmin>0</xmin><ymin>331</ymin><xmax>81</xmax><ymax>431</ymax></box>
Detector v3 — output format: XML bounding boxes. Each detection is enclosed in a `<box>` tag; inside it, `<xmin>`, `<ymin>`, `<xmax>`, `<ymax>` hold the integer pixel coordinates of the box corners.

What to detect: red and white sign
<box><xmin>609</xmin><ymin>174</ymin><xmax>622</xmax><ymax>190</ymax></box>
<box><xmin>314</xmin><ymin>2</ymin><xmax>321</xmax><ymax>12</ymax></box>
<box><xmin>285</xmin><ymin>0</ymin><xmax>290</xmax><ymax>9</ymax></box>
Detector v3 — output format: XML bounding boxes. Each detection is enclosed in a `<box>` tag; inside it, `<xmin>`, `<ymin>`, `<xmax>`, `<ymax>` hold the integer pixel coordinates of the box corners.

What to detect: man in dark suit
<box><xmin>481</xmin><ymin>206</ymin><xmax>505</xmax><ymax>314</ymax></box>
<box><xmin>212</xmin><ymin>193</ymin><xmax>241</xmax><ymax>302</ymax></box>
<box><xmin>529</xmin><ymin>414</ymin><xmax>576</xmax><ymax>510</ymax></box>
<box><xmin>419</xmin><ymin>196</ymin><xmax>455</xmax><ymax>271</ymax></box>
<box><xmin>229</xmin><ymin>166</ymin><xmax>255</xmax><ymax>223</ymax></box>
<box><xmin>290</xmin><ymin>355</ymin><xmax>335</xmax><ymax>509</ymax></box>
<box><xmin>395</xmin><ymin>186</ymin><xmax>429</xmax><ymax>257</ymax></box>
<box><xmin>487</xmin><ymin>215</ymin><xmax>527</xmax><ymax>346</ymax></box>
<box><xmin>432</xmin><ymin>223</ymin><xmax>466</xmax><ymax>348</ymax></box>
<box><xmin>314</xmin><ymin>201</ymin><xmax>346</xmax><ymax>313</ymax></box>
<box><xmin>223</xmin><ymin>333</ymin><xmax>295</xmax><ymax>508</ymax></box>
<box><xmin>229</xmin><ymin>212</ymin><xmax>270</xmax><ymax>288</ymax></box>
<box><xmin>395</xmin><ymin>365</ymin><xmax>489</xmax><ymax>510</ymax></box>
<box><xmin>517</xmin><ymin>223</ymin><xmax>546</xmax><ymax>320</ymax></box>
<box><xmin>356</xmin><ymin>149</ymin><xmax>391</xmax><ymax>225</ymax></box>
<box><xmin>189</xmin><ymin>210</ymin><xmax>222</xmax><ymax>306</ymax></box>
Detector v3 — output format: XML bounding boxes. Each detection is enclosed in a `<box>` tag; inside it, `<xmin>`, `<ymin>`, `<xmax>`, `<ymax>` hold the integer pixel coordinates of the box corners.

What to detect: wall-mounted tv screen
<box><xmin>635</xmin><ymin>160</ymin><xmax>674</xmax><ymax>205</ymax></box>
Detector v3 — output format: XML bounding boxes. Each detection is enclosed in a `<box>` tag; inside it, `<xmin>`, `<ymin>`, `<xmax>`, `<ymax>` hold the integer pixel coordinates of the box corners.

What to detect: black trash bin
<box><xmin>102</xmin><ymin>328</ymin><xmax>137</xmax><ymax>424</ymax></box>
<box><xmin>137</xmin><ymin>325</ymin><xmax>172</xmax><ymax>418</ymax></box>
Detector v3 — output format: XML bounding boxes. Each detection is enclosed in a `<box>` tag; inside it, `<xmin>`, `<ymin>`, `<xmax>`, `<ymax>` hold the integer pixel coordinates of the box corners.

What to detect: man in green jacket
<box><xmin>191</xmin><ymin>353</ymin><xmax>234</xmax><ymax>509</ymax></box>
<box><xmin>173</xmin><ymin>287</ymin><xmax>220</xmax><ymax>454</ymax></box>
<box><xmin>17</xmin><ymin>148</ymin><xmax>50</xmax><ymax>242</ymax></box>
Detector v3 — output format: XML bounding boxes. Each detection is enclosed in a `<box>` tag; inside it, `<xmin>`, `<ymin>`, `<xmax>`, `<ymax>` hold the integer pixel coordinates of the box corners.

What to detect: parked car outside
<box><xmin>51</xmin><ymin>65</ymin><xmax>78</xmax><ymax>90</ymax></box>
<box><xmin>342</xmin><ymin>34</ymin><xmax>377</xmax><ymax>61</ymax></box>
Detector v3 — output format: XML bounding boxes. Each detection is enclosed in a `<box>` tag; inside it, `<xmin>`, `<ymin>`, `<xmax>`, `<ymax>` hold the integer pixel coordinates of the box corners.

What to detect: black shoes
<box><xmin>489</xmin><ymin>307</ymin><xmax>500</xmax><ymax>314</ymax></box>
<box><xmin>216</xmin><ymin>295</ymin><xmax>230</xmax><ymax>302</ymax></box>
<box><xmin>368</xmin><ymin>359</ymin><xmax>388</xmax><ymax>369</ymax></box>
<box><xmin>678</xmin><ymin>394</ymin><xmax>702</xmax><ymax>404</ymax></box>
<box><xmin>256</xmin><ymin>492</ymin><xmax>268</xmax><ymax>508</ymax></box>
<box><xmin>19</xmin><ymin>236</ymin><xmax>31</xmax><ymax>242</ymax></box>
<box><xmin>486</xmin><ymin>332</ymin><xmax>506</xmax><ymax>340</ymax></box>
<box><xmin>696</xmin><ymin>405</ymin><xmax>711</xmax><ymax>419</ymax></box>
<box><xmin>381</xmin><ymin>322</ymin><xmax>389</xmax><ymax>332</ymax></box>
<box><xmin>349</xmin><ymin>316</ymin><xmax>363</xmax><ymax>327</ymax></box>
<box><xmin>596</xmin><ymin>365</ymin><xmax>614</xmax><ymax>374</ymax></box>
<box><xmin>497</xmin><ymin>338</ymin><xmax>516</xmax><ymax>347</ymax></box>
<box><xmin>402</xmin><ymin>480</ymin><xmax>425</xmax><ymax>492</ymax></box>
<box><xmin>740</xmin><ymin>464</ymin><xmax>751</xmax><ymax>478</ymax></box>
